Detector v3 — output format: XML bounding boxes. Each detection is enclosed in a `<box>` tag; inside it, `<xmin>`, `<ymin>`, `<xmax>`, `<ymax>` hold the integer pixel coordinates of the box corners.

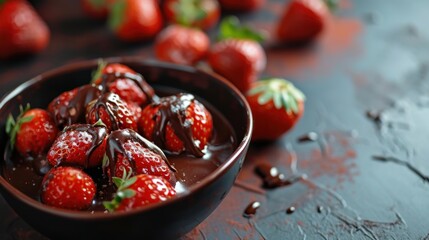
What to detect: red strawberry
<box><xmin>139</xmin><ymin>93</ymin><xmax>212</xmax><ymax>157</ymax></box>
<box><xmin>154</xmin><ymin>25</ymin><xmax>210</xmax><ymax>65</ymax></box>
<box><xmin>86</xmin><ymin>92</ymin><xmax>138</xmax><ymax>132</ymax></box>
<box><xmin>41</xmin><ymin>166</ymin><xmax>96</xmax><ymax>210</ymax></box>
<box><xmin>80</xmin><ymin>0</ymin><xmax>112</xmax><ymax>20</ymax></box>
<box><xmin>47</xmin><ymin>123</ymin><xmax>108</xmax><ymax>168</ymax></box>
<box><xmin>108</xmin><ymin>0</ymin><xmax>163</xmax><ymax>42</ymax></box>
<box><xmin>92</xmin><ymin>62</ymin><xmax>155</xmax><ymax>107</ymax></box>
<box><xmin>218</xmin><ymin>0</ymin><xmax>265</xmax><ymax>12</ymax></box>
<box><xmin>0</xmin><ymin>0</ymin><xmax>50</xmax><ymax>60</ymax></box>
<box><xmin>276</xmin><ymin>0</ymin><xmax>329</xmax><ymax>43</ymax></box>
<box><xmin>48</xmin><ymin>84</ymin><xmax>102</xmax><ymax>128</ymax></box>
<box><xmin>104</xmin><ymin>173</ymin><xmax>176</xmax><ymax>212</ymax></box>
<box><xmin>246</xmin><ymin>78</ymin><xmax>305</xmax><ymax>141</ymax></box>
<box><xmin>104</xmin><ymin>129</ymin><xmax>176</xmax><ymax>185</ymax></box>
<box><xmin>208</xmin><ymin>17</ymin><xmax>266</xmax><ymax>93</ymax></box>
<box><xmin>6</xmin><ymin>105</ymin><xmax>59</xmax><ymax>157</ymax></box>
<box><xmin>163</xmin><ymin>0</ymin><xmax>220</xmax><ymax>30</ymax></box>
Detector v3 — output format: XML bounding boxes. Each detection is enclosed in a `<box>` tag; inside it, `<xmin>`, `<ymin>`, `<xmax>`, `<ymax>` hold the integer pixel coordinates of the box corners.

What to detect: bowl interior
<box><xmin>0</xmin><ymin>58</ymin><xmax>252</xmax><ymax>217</ymax></box>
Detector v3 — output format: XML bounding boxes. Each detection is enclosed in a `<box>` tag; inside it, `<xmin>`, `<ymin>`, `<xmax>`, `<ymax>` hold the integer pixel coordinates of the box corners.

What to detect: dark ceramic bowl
<box><xmin>0</xmin><ymin>58</ymin><xmax>252</xmax><ymax>239</ymax></box>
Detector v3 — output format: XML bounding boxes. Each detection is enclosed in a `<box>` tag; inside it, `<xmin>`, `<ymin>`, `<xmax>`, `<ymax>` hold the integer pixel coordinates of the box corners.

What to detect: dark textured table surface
<box><xmin>1</xmin><ymin>0</ymin><xmax>429</xmax><ymax>239</ymax></box>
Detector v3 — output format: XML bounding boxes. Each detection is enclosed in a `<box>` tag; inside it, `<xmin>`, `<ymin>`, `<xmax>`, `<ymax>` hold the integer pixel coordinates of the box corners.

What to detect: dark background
<box><xmin>1</xmin><ymin>0</ymin><xmax>429</xmax><ymax>239</ymax></box>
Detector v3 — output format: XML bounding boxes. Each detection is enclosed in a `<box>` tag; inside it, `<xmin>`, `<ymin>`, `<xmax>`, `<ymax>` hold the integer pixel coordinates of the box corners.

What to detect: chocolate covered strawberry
<box><xmin>6</xmin><ymin>105</ymin><xmax>58</xmax><ymax>157</ymax></box>
<box><xmin>41</xmin><ymin>166</ymin><xmax>96</xmax><ymax>210</ymax></box>
<box><xmin>0</xmin><ymin>0</ymin><xmax>50</xmax><ymax>59</ymax></box>
<box><xmin>276</xmin><ymin>0</ymin><xmax>329</xmax><ymax>43</ymax></box>
<box><xmin>154</xmin><ymin>24</ymin><xmax>210</xmax><ymax>65</ymax></box>
<box><xmin>139</xmin><ymin>93</ymin><xmax>212</xmax><ymax>157</ymax></box>
<box><xmin>108</xmin><ymin>0</ymin><xmax>163</xmax><ymax>42</ymax></box>
<box><xmin>208</xmin><ymin>17</ymin><xmax>266</xmax><ymax>93</ymax></box>
<box><xmin>47</xmin><ymin>122</ymin><xmax>108</xmax><ymax>168</ymax></box>
<box><xmin>104</xmin><ymin>173</ymin><xmax>176</xmax><ymax>212</ymax></box>
<box><xmin>104</xmin><ymin>129</ymin><xmax>176</xmax><ymax>185</ymax></box>
<box><xmin>48</xmin><ymin>84</ymin><xmax>102</xmax><ymax>128</ymax></box>
<box><xmin>247</xmin><ymin>78</ymin><xmax>305</xmax><ymax>141</ymax></box>
<box><xmin>86</xmin><ymin>92</ymin><xmax>138</xmax><ymax>132</ymax></box>
<box><xmin>163</xmin><ymin>0</ymin><xmax>220</xmax><ymax>30</ymax></box>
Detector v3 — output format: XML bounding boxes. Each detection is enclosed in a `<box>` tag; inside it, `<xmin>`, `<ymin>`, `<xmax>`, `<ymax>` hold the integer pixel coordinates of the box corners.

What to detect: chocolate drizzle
<box><xmin>101</xmin><ymin>72</ymin><xmax>158</xmax><ymax>103</ymax></box>
<box><xmin>243</xmin><ymin>201</ymin><xmax>261</xmax><ymax>218</ymax></box>
<box><xmin>151</xmin><ymin>93</ymin><xmax>204</xmax><ymax>157</ymax></box>
<box><xmin>255</xmin><ymin>163</ymin><xmax>303</xmax><ymax>189</ymax></box>
<box><xmin>51</xmin><ymin>85</ymin><xmax>102</xmax><ymax>127</ymax></box>
<box><xmin>104</xmin><ymin>129</ymin><xmax>176</xmax><ymax>183</ymax></box>
<box><xmin>61</xmin><ymin>124</ymin><xmax>107</xmax><ymax>168</ymax></box>
<box><xmin>88</xmin><ymin>92</ymin><xmax>131</xmax><ymax>131</ymax></box>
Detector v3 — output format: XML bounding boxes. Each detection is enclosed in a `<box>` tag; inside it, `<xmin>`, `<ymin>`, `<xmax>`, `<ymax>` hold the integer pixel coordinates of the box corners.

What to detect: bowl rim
<box><xmin>0</xmin><ymin>57</ymin><xmax>253</xmax><ymax>220</ymax></box>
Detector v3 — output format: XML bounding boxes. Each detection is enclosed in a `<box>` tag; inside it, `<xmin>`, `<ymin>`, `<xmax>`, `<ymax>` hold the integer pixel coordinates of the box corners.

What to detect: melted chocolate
<box><xmin>101</xmin><ymin>72</ymin><xmax>158</xmax><ymax>103</ymax></box>
<box><xmin>60</xmin><ymin>124</ymin><xmax>107</xmax><ymax>169</ymax></box>
<box><xmin>255</xmin><ymin>163</ymin><xmax>303</xmax><ymax>189</ymax></box>
<box><xmin>317</xmin><ymin>205</ymin><xmax>324</xmax><ymax>213</ymax></box>
<box><xmin>243</xmin><ymin>201</ymin><xmax>261</xmax><ymax>218</ymax></box>
<box><xmin>286</xmin><ymin>206</ymin><xmax>295</xmax><ymax>214</ymax></box>
<box><xmin>105</xmin><ymin>129</ymin><xmax>176</xmax><ymax>183</ymax></box>
<box><xmin>151</xmin><ymin>93</ymin><xmax>204</xmax><ymax>157</ymax></box>
<box><xmin>297</xmin><ymin>132</ymin><xmax>318</xmax><ymax>143</ymax></box>
<box><xmin>88</xmin><ymin>92</ymin><xmax>131</xmax><ymax>131</ymax></box>
<box><xmin>52</xmin><ymin>85</ymin><xmax>102</xmax><ymax>127</ymax></box>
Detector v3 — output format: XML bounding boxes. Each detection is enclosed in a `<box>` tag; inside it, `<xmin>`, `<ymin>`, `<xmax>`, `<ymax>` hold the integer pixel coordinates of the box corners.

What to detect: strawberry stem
<box><xmin>218</xmin><ymin>16</ymin><xmax>265</xmax><ymax>43</ymax></box>
<box><xmin>173</xmin><ymin>0</ymin><xmax>207</xmax><ymax>27</ymax></box>
<box><xmin>103</xmin><ymin>168</ymin><xmax>137</xmax><ymax>212</ymax></box>
<box><xmin>324</xmin><ymin>0</ymin><xmax>339</xmax><ymax>11</ymax></box>
<box><xmin>108</xmin><ymin>0</ymin><xmax>126</xmax><ymax>30</ymax></box>
<box><xmin>6</xmin><ymin>104</ymin><xmax>33</xmax><ymax>151</ymax></box>
<box><xmin>91</xmin><ymin>59</ymin><xmax>107</xmax><ymax>84</ymax></box>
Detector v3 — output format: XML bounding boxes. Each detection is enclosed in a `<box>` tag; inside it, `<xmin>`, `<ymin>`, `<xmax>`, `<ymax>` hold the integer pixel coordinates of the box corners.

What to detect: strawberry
<box><xmin>86</xmin><ymin>92</ymin><xmax>138</xmax><ymax>132</ymax></box>
<box><xmin>163</xmin><ymin>0</ymin><xmax>220</xmax><ymax>30</ymax></box>
<box><xmin>103</xmin><ymin>129</ymin><xmax>176</xmax><ymax>185</ymax></box>
<box><xmin>208</xmin><ymin>17</ymin><xmax>266</xmax><ymax>93</ymax></box>
<box><xmin>48</xmin><ymin>84</ymin><xmax>102</xmax><ymax>128</ymax></box>
<box><xmin>41</xmin><ymin>167</ymin><xmax>96</xmax><ymax>210</ymax></box>
<box><xmin>6</xmin><ymin>105</ymin><xmax>58</xmax><ymax>157</ymax></box>
<box><xmin>92</xmin><ymin>62</ymin><xmax>156</xmax><ymax>107</ymax></box>
<box><xmin>47</xmin><ymin>122</ymin><xmax>108</xmax><ymax>168</ymax></box>
<box><xmin>80</xmin><ymin>0</ymin><xmax>112</xmax><ymax>20</ymax></box>
<box><xmin>139</xmin><ymin>93</ymin><xmax>212</xmax><ymax>157</ymax></box>
<box><xmin>108</xmin><ymin>0</ymin><xmax>163</xmax><ymax>42</ymax></box>
<box><xmin>154</xmin><ymin>25</ymin><xmax>210</xmax><ymax>65</ymax></box>
<box><xmin>104</xmin><ymin>173</ymin><xmax>176</xmax><ymax>212</ymax></box>
<box><xmin>0</xmin><ymin>0</ymin><xmax>50</xmax><ymax>60</ymax></box>
<box><xmin>246</xmin><ymin>78</ymin><xmax>305</xmax><ymax>141</ymax></box>
<box><xmin>218</xmin><ymin>0</ymin><xmax>265</xmax><ymax>12</ymax></box>
<box><xmin>276</xmin><ymin>0</ymin><xmax>329</xmax><ymax>43</ymax></box>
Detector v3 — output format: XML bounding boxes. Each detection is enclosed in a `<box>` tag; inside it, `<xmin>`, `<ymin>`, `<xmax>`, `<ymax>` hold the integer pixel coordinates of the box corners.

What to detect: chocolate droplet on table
<box><xmin>366</xmin><ymin>110</ymin><xmax>382</xmax><ymax>123</ymax></box>
<box><xmin>255</xmin><ymin>163</ymin><xmax>303</xmax><ymax>188</ymax></box>
<box><xmin>317</xmin><ymin>205</ymin><xmax>324</xmax><ymax>213</ymax></box>
<box><xmin>243</xmin><ymin>201</ymin><xmax>261</xmax><ymax>218</ymax></box>
<box><xmin>297</xmin><ymin>132</ymin><xmax>318</xmax><ymax>143</ymax></box>
<box><xmin>286</xmin><ymin>206</ymin><xmax>295</xmax><ymax>214</ymax></box>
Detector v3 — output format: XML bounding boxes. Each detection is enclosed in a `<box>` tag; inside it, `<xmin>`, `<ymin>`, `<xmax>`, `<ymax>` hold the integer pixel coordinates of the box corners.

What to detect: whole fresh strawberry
<box><xmin>80</xmin><ymin>0</ymin><xmax>112</xmax><ymax>20</ymax></box>
<box><xmin>108</xmin><ymin>0</ymin><xmax>163</xmax><ymax>42</ymax></box>
<box><xmin>103</xmin><ymin>129</ymin><xmax>176</xmax><ymax>185</ymax></box>
<box><xmin>6</xmin><ymin>105</ymin><xmax>58</xmax><ymax>157</ymax></box>
<box><xmin>246</xmin><ymin>78</ymin><xmax>305</xmax><ymax>141</ymax></box>
<box><xmin>218</xmin><ymin>0</ymin><xmax>265</xmax><ymax>12</ymax></box>
<box><xmin>41</xmin><ymin>167</ymin><xmax>96</xmax><ymax>210</ymax></box>
<box><xmin>48</xmin><ymin>84</ymin><xmax>102</xmax><ymax>128</ymax></box>
<box><xmin>154</xmin><ymin>25</ymin><xmax>210</xmax><ymax>65</ymax></box>
<box><xmin>0</xmin><ymin>0</ymin><xmax>50</xmax><ymax>59</ymax></box>
<box><xmin>92</xmin><ymin>62</ymin><xmax>156</xmax><ymax>107</ymax></box>
<box><xmin>47</xmin><ymin>122</ymin><xmax>108</xmax><ymax>168</ymax></box>
<box><xmin>86</xmin><ymin>92</ymin><xmax>138</xmax><ymax>132</ymax></box>
<box><xmin>208</xmin><ymin>17</ymin><xmax>266</xmax><ymax>93</ymax></box>
<box><xmin>104</xmin><ymin>173</ymin><xmax>176</xmax><ymax>212</ymax></box>
<box><xmin>163</xmin><ymin>0</ymin><xmax>220</xmax><ymax>30</ymax></box>
<box><xmin>139</xmin><ymin>93</ymin><xmax>212</xmax><ymax>157</ymax></box>
<box><xmin>276</xmin><ymin>0</ymin><xmax>329</xmax><ymax>43</ymax></box>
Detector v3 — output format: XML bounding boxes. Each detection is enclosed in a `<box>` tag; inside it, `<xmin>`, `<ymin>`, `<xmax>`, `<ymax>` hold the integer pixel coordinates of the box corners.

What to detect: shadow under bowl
<box><xmin>0</xmin><ymin>57</ymin><xmax>252</xmax><ymax>240</ymax></box>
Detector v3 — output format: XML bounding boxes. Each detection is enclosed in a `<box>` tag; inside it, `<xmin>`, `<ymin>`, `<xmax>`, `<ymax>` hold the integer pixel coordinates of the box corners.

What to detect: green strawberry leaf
<box><xmin>218</xmin><ymin>16</ymin><xmax>265</xmax><ymax>43</ymax></box>
<box><xmin>108</xmin><ymin>0</ymin><xmax>126</xmax><ymax>30</ymax></box>
<box><xmin>103</xmin><ymin>168</ymin><xmax>137</xmax><ymax>212</ymax></box>
<box><xmin>6</xmin><ymin>104</ymin><xmax>33</xmax><ymax>151</ymax></box>
<box><xmin>174</xmin><ymin>0</ymin><xmax>207</xmax><ymax>27</ymax></box>
<box><xmin>247</xmin><ymin>78</ymin><xmax>305</xmax><ymax>115</ymax></box>
<box><xmin>112</xmin><ymin>177</ymin><xmax>123</xmax><ymax>188</ymax></box>
<box><xmin>324</xmin><ymin>0</ymin><xmax>339</xmax><ymax>11</ymax></box>
<box><xmin>120</xmin><ymin>189</ymin><xmax>136</xmax><ymax>198</ymax></box>
<box><xmin>91</xmin><ymin>59</ymin><xmax>107</xmax><ymax>83</ymax></box>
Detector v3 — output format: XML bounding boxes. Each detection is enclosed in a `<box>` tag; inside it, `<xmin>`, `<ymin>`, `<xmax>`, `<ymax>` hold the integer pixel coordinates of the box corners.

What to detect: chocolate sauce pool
<box><xmin>1</xmin><ymin>87</ymin><xmax>236</xmax><ymax>212</ymax></box>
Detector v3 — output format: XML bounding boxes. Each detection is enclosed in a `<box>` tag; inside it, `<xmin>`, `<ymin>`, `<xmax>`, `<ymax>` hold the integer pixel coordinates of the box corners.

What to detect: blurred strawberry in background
<box><xmin>0</xmin><ymin>0</ymin><xmax>50</xmax><ymax>60</ymax></box>
<box><xmin>80</xmin><ymin>0</ymin><xmax>113</xmax><ymax>20</ymax></box>
<box><xmin>218</xmin><ymin>0</ymin><xmax>265</xmax><ymax>12</ymax></box>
